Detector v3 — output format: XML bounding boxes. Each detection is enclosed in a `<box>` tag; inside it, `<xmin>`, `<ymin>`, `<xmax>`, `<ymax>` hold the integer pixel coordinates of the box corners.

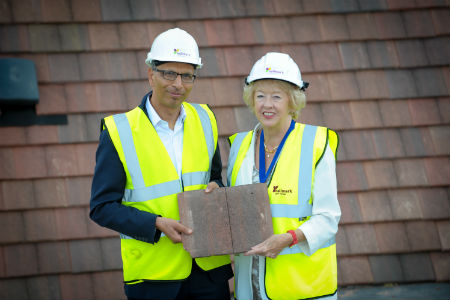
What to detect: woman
<box><xmin>227</xmin><ymin>52</ymin><xmax>341</xmax><ymax>300</ymax></box>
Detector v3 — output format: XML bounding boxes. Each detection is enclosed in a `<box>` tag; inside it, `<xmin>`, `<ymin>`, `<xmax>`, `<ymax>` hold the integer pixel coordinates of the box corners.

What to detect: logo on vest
<box><xmin>272</xmin><ymin>185</ymin><xmax>293</xmax><ymax>196</ymax></box>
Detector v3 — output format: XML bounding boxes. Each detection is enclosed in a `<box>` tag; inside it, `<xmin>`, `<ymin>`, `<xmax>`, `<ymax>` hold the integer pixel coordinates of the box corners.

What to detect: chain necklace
<box><xmin>264</xmin><ymin>143</ymin><xmax>279</xmax><ymax>158</ymax></box>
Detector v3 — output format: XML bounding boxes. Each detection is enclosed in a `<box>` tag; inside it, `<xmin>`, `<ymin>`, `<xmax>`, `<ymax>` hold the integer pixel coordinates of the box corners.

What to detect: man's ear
<box><xmin>148</xmin><ymin>68</ymin><xmax>154</xmax><ymax>87</ymax></box>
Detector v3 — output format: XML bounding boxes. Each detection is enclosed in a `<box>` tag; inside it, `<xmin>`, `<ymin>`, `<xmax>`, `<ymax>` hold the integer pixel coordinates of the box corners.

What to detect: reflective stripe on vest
<box><xmin>270</xmin><ymin>124</ymin><xmax>317</xmax><ymax>218</ymax></box>
<box><xmin>227</xmin><ymin>131</ymin><xmax>249</xmax><ymax>186</ymax></box>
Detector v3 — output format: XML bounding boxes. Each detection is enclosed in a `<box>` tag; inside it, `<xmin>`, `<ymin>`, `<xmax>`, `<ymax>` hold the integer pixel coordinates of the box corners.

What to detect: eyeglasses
<box><xmin>153</xmin><ymin>68</ymin><xmax>196</xmax><ymax>83</ymax></box>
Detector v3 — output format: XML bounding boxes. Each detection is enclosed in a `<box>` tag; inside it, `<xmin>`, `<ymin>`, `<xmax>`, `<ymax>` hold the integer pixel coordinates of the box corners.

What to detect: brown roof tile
<box><xmin>37</xmin><ymin>241</ymin><xmax>71</xmax><ymax>273</ymax></box>
<box><xmin>340</xmin><ymin>130</ymin><xmax>377</xmax><ymax>160</ymax></box>
<box><xmin>424</xmin><ymin>157</ymin><xmax>450</xmax><ymax>186</ymax></box>
<box><xmin>358</xmin><ymin>191</ymin><xmax>393</xmax><ymax>222</ymax></box>
<box><xmin>244</xmin><ymin>0</ymin><xmax>275</xmax><ymax>16</ymax></box>
<box><xmin>0</xmin><ymin>25</ymin><xmax>30</xmax><ymax>52</ymax></box>
<box><xmin>364</xmin><ymin>160</ymin><xmax>398</xmax><ymax>189</ymax></box>
<box><xmin>409</xmin><ymin>98</ymin><xmax>442</xmax><ymax>125</ymax></box>
<box><xmin>413</xmin><ymin>68</ymin><xmax>448</xmax><ymax>97</ymax></box>
<box><xmin>28</xmin><ymin>276</ymin><xmax>62</xmax><ymax>300</ymax></box>
<box><xmin>214</xmin><ymin>107</ymin><xmax>239</xmax><ymax>136</ymax></box>
<box><xmin>2</xmin><ymin>180</ymin><xmax>36</xmax><ymax>210</ymax></box>
<box><xmin>388</xmin><ymin>189</ymin><xmax>424</xmax><ymax>220</ymax></box>
<box><xmin>41</xmin><ymin>0</ymin><xmax>71</xmax><ymax>22</ymax></box>
<box><xmin>34</xmin><ymin>178</ymin><xmax>68</xmax><ymax>208</ymax></box>
<box><xmin>338</xmin><ymin>192</ymin><xmax>363</xmax><ymax>224</ymax></box>
<box><xmin>71</xmin><ymin>0</ymin><xmax>102</xmax><ymax>22</ymax></box>
<box><xmin>436</xmin><ymin>220</ymin><xmax>450</xmax><ymax>250</ymax></box>
<box><xmin>374</xmin><ymin>12</ymin><xmax>407</xmax><ymax>39</ymax></box>
<box><xmin>310</xmin><ymin>44</ymin><xmax>342</xmax><ymax>72</ymax></box>
<box><xmin>337</xmin><ymin>162</ymin><xmax>368</xmax><ymax>191</ymax></box>
<box><xmin>346</xmin><ymin>13</ymin><xmax>378</xmax><ymax>40</ymax></box>
<box><xmin>319</xmin><ymin>15</ymin><xmax>350</xmax><ymax>41</ymax></box>
<box><xmin>429</xmin><ymin>126</ymin><xmax>450</xmax><ymax>155</ymax></box>
<box><xmin>304</xmin><ymin>74</ymin><xmax>331</xmax><ymax>102</ymax></box>
<box><xmin>29</xmin><ymin>25</ymin><xmax>61</xmax><ymax>52</ymax></box>
<box><xmin>431</xmin><ymin>9</ymin><xmax>450</xmax><ymax>35</ymax></box>
<box><xmin>157</xmin><ymin>0</ymin><xmax>189</xmax><ymax>20</ymax></box>
<box><xmin>299</xmin><ymin>103</ymin><xmax>323</xmax><ymax>125</ymax></box>
<box><xmin>418</xmin><ymin>188</ymin><xmax>450</xmax><ymax>220</ymax></box>
<box><xmin>118</xmin><ymin>23</ymin><xmax>150</xmax><ymax>49</ymax></box>
<box><xmin>374</xmin><ymin>222</ymin><xmax>410</xmax><ymax>253</ymax></box>
<box><xmin>366</xmin><ymin>40</ymin><xmax>400</xmax><ymax>68</ymax></box>
<box><xmin>356</xmin><ymin>70</ymin><xmax>390</xmax><ymax>99</ymax></box>
<box><xmin>0</xmin><ymin>247</ymin><xmax>5</xmax><ymax>277</ymax></box>
<box><xmin>339</xmin><ymin>256</ymin><xmax>374</xmax><ymax>285</ymax></box>
<box><xmin>0</xmin><ymin>212</ymin><xmax>25</xmax><ymax>243</ymax></box>
<box><xmin>336</xmin><ymin>227</ymin><xmax>350</xmax><ymax>255</ymax></box>
<box><xmin>369</xmin><ymin>255</ymin><xmax>404</xmax><ymax>283</ymax></box>
<box><xmin>437</xmin><ymin>97</ymin><xmax>450</xmax><ymax>122</ymax></box>
<box><xmin>55</xmin><ymin>207</ymin><xmax>89</xmax><ymax>240</ymax></box>
<box><xmin>223</xmin><ymin>47</ymin><xmax>254</xmax><ymax>76</ymax></box>
<box><xmin>24</xmin><ymin>209</ymin><xmax>58</xmax><ymax>241</ymax></box>
<box><xmin>211</xmin><ymin>77</ymin><xmax>244</xmax><ymax>107</ymax></box>
<box><xmin>406</xmin><ymin>220</ymin><xmax>442</xmax><ymax>251</ymax></box>
<box><xmin>204</xmin><ymin>19</ymin><xmax>236</xmax><ymax>46</ymax></box>
<box><xmin>346</xmin><ymin>224</ymin><xmax>379</xmax><ymax>254</ymax></box>
<box><xmin>216</xmin><ymin>0</ymin><xmax>247</xmax><ymax>18</ymax></box>
<box><xmin>395</xmin><ymin>158</ymin><xmax>429</xmax><ymax>186</ymax></box>
<box><xmin>198</xmin><ymin>48</ymin><xmax>228</xmax><ymax>77</ymax></box>
<box><xmin>69</xmin><ymin>239</ymin><xmax>103</xmax><ymax>272</ymax></box>
<box><xmin>349</xmin><ymin>101</ymin><xmax>383</xmax><ymax>128</ymax></box>
<box><xmin>59</xmin><ymin>273</ymin><xmax>95</xmax><ymax>300</ymax></box>
<box><xmin>0</xmin><ymin>127</ymin><xmax>26</xmax><ymax>146</ymax></box>
<box><xmin>289</xmin><ymin>16</ymin><xmax>323</xmax><ymax>43</ymax></box>
<box><xmin>328</xmin><ymin>72</ymin><xmax>360</xmax><ymax>100</ymax></box>
<box><xmin>425</xmin><ymin>37</ymin><xmax>450</xmax><ymax>65</ymax></box>
<box><xmin>400</xmin><ymin>253</ymin><xmax>435</xmax><ymax>281</ymax></box>
<box><xmin>47</xmin><ymin>55</ymin><xmax>81</xmax><ymax>82</ymax></box>
<box><xmin>92</xmin><ymin>271</ymin><xmax>126</xmax><ymax>300</ymax></box>
<box><xmin>261</xmin><ymin>17</ymin><xmax>292</xmax><ymax>43</ymax></box>
<box><xmin>4</xmin><ymin>243</ymin><xmax>38</xmax><ymax>276</ymax></box>
<box><xmin>430</xmin><ymin>252</ymin><xmax>450</xmax><ymax>281</ymax></box>
<box><xmin>36</xmin><ymin>84</ymin><xmax>67</xmax><ymax>115</ymax></box>
<box><xmin>403</xmin><ymin>10</ymin><xmax>436</xmax><ymax>37</ymax></box>
<box><xmin>372</xmin><ymin>129</ymin><xmax>405</xmax><ymax>158</ymax></box>
<box><xmin>386</xmin><ymin>70</ymin><xmax>418</xmax><ymax>98</ymax></box>
<box><xmin>339</xmin><ymin>42</ymin><xmax>371</xmax><ymax>70</ymax></box>
<box><xmin>26</xmin><ymin>125</ymin><xmax>59</xmax><ymax>145</ymax></box>
<box><xmin>233</xmin><ymin>18</ymin><xmax>265</xmax><ymax>45</ymax></box>
<box><xmin>99</xmin><ymin>237</ymin><xmax>122</xmax><ymax>269</ymax></box>
<box><xmin>187</xmin><ymin>0</ymin><xmax>219</xmax><ymax>18</ymax></box>
<box><xmin>11</xmin><ymin>0</ymin><xmax>42</xmax><ymax>23</ymax></box>
<box><xmin>396</xmin><ymin>40</ymin><xmax>429</xmax><ymax>67</ymax></box>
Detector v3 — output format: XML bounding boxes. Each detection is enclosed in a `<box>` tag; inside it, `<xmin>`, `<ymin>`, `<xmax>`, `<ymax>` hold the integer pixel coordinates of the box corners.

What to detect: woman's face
<box><xmin>253</xmin><ymin>81</ymin><xmax>292</xmax><ymax>131</ymax></box>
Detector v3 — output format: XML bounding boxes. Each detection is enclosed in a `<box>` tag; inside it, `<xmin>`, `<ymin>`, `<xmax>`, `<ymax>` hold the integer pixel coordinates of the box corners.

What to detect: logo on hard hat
<box><xmin>265</xmin><ymin>67</ymin><xmax>283</xmax><ymax>74</ymax></box>
<box><xmin>173</xmin><ymin>48</ymin><xmax>191</xmax><ymax>57</ymax></box>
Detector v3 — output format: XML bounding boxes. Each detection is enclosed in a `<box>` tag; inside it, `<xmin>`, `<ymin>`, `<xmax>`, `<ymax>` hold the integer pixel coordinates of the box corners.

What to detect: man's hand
<box><xmin>244</xmin><ymin>233</ymin><xmax>291</xmax><ymax>259</ymax></box>
<box><xmin>205</xmin><ymin>181</ymin><xmax>220</xmax><ymax>193</ymax></box>
<box><xmin>156</xmin><ymin>217</ymin><xmax>192</xmax><ymax>244</ymax></box>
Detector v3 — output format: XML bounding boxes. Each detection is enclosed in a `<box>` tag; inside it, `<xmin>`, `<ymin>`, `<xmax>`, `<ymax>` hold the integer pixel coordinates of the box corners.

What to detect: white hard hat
<box><xmin>246</xmin><ymin>52</ymin><xmax>308</xmax><ymax>90</ymax></box>
<box><xmin>145</xmin><ymin>28</ymin><xmax>202</xmax><ymax>69</ymax></box>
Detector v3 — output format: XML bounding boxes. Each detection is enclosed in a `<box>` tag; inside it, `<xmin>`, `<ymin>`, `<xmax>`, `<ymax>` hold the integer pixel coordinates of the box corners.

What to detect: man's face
<box><xmin>148</xmin><ymin>62</ymin><xmax>195</xmax><ymax>111</ymax></box>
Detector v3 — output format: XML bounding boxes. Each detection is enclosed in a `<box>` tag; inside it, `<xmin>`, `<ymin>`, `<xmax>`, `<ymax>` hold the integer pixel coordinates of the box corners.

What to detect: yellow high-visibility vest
<box><xmin>228</xmin><ymin>123</ymin><xmax>339</xmax><ymax>299</ymax></box>
<box><xmin>104</xmin><ymin>102</ymin><xmax>230</xmax><ymax>283</ymax></box>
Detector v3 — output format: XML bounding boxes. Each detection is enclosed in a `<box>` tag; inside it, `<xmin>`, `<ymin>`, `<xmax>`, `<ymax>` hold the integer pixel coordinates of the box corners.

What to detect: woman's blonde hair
<box><xmin>242</xmin><ymin>79</ymin><xmax>306</xmax><ymax>120</ymax></box>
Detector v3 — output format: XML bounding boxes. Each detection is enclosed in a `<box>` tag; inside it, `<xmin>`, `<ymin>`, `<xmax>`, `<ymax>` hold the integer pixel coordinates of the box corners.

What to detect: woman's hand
<box><xmin>244</xmin><ymin>233</ymin><xmax>292</xmax><ymax>259</ymax></box>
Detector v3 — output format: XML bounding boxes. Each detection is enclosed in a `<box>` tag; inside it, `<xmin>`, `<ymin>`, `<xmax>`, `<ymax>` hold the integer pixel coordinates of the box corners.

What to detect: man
<box><xmin>90</xmin><ymin>28</ymin><xmax>233</xmax><ymax>300</ymax></box>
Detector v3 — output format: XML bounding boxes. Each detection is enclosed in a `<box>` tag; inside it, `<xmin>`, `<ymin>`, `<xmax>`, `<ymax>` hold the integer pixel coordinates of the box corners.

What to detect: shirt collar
<box><xmin>146</xmin><ymin>95</ymin><xmax>186</xmax><ymax>127</ymax></box>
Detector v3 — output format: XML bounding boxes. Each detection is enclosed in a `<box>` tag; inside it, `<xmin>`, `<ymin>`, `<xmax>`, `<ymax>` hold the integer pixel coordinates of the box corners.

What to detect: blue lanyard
<box><xmin>259</xmin><ymin>120</ymin><xmax>296</xmax><ymax>183</ymax></box>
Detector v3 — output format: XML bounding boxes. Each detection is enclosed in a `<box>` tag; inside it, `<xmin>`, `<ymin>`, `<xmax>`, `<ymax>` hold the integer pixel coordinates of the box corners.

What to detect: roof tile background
<box><xmin>1</xmin><ymin>0</ymin><xmax>449</xmax><ymax>298</ymax></box>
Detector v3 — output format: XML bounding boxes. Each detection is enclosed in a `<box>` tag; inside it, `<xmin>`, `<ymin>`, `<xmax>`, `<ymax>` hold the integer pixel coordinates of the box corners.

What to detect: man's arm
<box><xmin>210</xmin><ymin>144</ymin><xmax>225</xmax><ymax>187</ymax></box>
<box><xmin>89</xmin><ymin>129</ymin><xmax>160</xmax><ymax>243</ymax></box>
